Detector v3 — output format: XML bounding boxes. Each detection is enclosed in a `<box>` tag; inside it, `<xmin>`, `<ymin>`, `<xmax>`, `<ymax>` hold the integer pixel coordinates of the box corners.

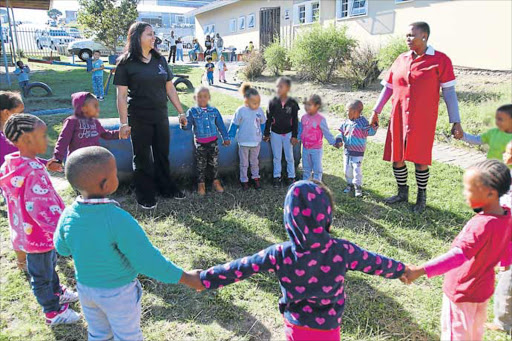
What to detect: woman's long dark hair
<box><xmin>117</xmin><ymin>21</ymin><xmax>161</xmax><ymax>65</ymax></box>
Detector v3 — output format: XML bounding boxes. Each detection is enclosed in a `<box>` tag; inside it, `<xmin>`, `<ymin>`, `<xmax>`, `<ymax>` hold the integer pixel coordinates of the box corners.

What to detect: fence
<box><xmin>1</xmin><ymin>26</ymin><xmax>80</xmax><ymax>64</ymax></box>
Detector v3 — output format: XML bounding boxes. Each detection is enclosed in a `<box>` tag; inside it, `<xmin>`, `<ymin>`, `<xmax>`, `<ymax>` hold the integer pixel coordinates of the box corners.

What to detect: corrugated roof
<box><xmin>187</xmin><ymin>0</ymin><xmax>240</xmax><ymax>16</ymax></box>
<box><xmin>0</xmin><ymin>0</ymin><xmax>52</xmax><ymax>10</ymax></box>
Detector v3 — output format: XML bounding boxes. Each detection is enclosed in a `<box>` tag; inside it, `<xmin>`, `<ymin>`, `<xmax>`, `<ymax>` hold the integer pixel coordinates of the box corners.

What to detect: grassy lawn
<box><xmin>1</xmin><ymin>64</ymin><xmax>511</xmax><ymax>340</ymax></box>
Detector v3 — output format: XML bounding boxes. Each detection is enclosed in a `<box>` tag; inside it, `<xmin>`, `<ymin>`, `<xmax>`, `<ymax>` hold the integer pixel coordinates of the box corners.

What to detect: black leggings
<box><xmin>129</xmin><ymin>117</ymin><xmax>178</xmax><ymax>204</ymax></box>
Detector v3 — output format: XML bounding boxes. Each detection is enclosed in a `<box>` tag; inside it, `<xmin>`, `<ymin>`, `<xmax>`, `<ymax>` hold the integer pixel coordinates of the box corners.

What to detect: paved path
<box><xmin>208</xmin><ymin>64</ymin><xmax>486</xmax><ymax>170</ymax></box>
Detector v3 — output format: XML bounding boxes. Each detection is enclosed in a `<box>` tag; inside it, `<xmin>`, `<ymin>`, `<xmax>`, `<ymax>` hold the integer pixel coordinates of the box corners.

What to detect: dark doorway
<box><xmin>260</xmin><ymin>7</ymin><xmax>280</xmax><ymax>48</ymax></box>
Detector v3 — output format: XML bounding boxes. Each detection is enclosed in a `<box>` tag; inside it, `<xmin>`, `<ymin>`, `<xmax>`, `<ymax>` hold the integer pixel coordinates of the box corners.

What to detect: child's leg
<box><xmin>239</xmin><ymin>146</ymin><xmax>250</xmax><ymax>183</ymax></box>
<box><xmin>207</xmin><ymin>141</ymin><xmax>220</xmax><ymax>181</ymax></box>
<box><xmin>493</xmin><ymin>269</ymin><xmax>512</xmax><ymax>332</ymax></box>
<box><xmin>343</xmin><ymin>154</ymin><xmax>353</xmax><ymax>185</ymax></box>
<box><xmin>284</xmin><ymin>318</ymin><xmax>340</xmax><ymax>341</ymax></box>
<box><xmin>352</xmin><ymin>156</ymin><xmax>364</xmax><ymax>187</ymax></box>
<box><xmin>196</xmin><ymin>143</ymin><xmax>209</xmax><ymax>184</ymax></box>
<box><xmin>441</xmin><ymin>294</ymin><xmax>488</xmax><ymax>341</ymax></box>
<box><xmin>249</xmin><ymin>145</ymin><xmax>261</xmax><ymax>179</ymax></box>
<box><xmin>15</xmin><ymin>250</ymin><xmax>26</xmax><ymax>269</ymax></box>
<box><xmin>26</xmin><ymin>250</ymin><xmax>61</xmax><ymax>313</ymax></box>
<box><xmin>302</xmin><ymin>148</ymin><xmax>312</xmax><ymax>180</ymax></box>
<box><xmin>77</xmin><ymin>283</ymin><xmax>114</xmax><ymax>340</ymax></box>
<box><xmin>311</xmin><ymin>149</ymin><xmax>323</xmax><ymax>181</ymax></box>
<box><xmin>98</xmin><ymin>76</ymin><xmax>104</xmax><ymax>98</ymax></box>
<box><xmin>282</xmin><ymin>132</ymin><xmax>295</xmax><ymax>179</ymax></box>
<box><xmin>270</xmin><ymin>132</ymin><xmax>283</xmax><ymax>178</ymax></box>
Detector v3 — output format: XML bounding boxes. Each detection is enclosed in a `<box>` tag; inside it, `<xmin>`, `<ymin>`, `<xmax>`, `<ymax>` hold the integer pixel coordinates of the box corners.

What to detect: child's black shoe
<box><xmin>273</xmin><ymin>177</ymin><xmax>281</xmax><ymax>188</ymax></box>
<box><xmin>253</xmin><ymin>178</ymin><xmax>262</xmax><ymax>190</ymax></box>
<box><xmin>241</xmin><ymin>182</ymin><xmax>249</xmax><ymax>190</ymax></box>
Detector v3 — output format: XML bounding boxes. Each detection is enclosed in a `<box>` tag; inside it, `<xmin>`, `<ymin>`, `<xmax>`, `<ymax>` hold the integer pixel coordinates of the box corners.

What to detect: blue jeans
<box><xmin>270</xmin><ymin>132</ymin><xmax>295</xmax><ymax>178</ymax></box>
<box><xmin>302</xmin><ymin>148</ymin><xmax>323</xmax><ymax>181</ymax></box>
<box><xmin>207</xmin><ymin>72</ymin><xmax>214</xmax><ymax>85</ymax></box>
<box><xmin>77</xmin><ymin>280</ymin><xmax>143</xmax><ymax>341</ymax></box>
<box><xmin>92</xmin><ymin>76</ymin><xmax>104</xmax><ymax>98</ymax></box>
<box><xmin>176</xmin><ymin>48</ymin><xmax>183</xmax><ymax>61</ymax></box>
<box><xmin>343</xmin><ymin>153</ymin><xmax>364</xmax><ymax>186</ymax></box>
<box><xmin>26</xmin><ymin>249</ymin><xmax>62</xmax><ymax>313</ymax></box>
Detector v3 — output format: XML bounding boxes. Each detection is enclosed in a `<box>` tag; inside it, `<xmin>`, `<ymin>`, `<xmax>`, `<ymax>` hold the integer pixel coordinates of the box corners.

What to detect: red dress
<box><xmin>383</xmin><ymin>46</ymin><xmax>456</xmax><ymax>165</ymax></box>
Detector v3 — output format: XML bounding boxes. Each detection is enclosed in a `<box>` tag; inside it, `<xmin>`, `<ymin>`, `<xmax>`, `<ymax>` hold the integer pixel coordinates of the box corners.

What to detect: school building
<box><xmin>190</xmin><ymin>0</ymin><xmax>512</xmax><ymax>71</ymax></box>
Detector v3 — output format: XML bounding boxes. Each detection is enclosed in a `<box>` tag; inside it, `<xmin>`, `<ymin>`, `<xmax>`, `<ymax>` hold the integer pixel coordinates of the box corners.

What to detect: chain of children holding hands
<box><xmin>1</xmin><ymin>20</ymin><xmax>512</xmax><ymax>341</ymax></box>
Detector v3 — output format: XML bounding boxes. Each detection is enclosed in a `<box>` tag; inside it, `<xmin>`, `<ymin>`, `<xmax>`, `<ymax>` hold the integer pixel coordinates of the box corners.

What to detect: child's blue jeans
<box><xmin>26</xmin><ymin>249</ymin><xmax>62</xmax><ymax>313</ymax></box>
<box><xmin>92</xmin><ymin>76</ymin><xmax>104</xmax><ymax>98</ymax></box>
<box><xmin>176</xmin><ymin>48</ymin><xmax>183</xmax><ymax>61</ymax></box>
<box><xmin>270</xmin><ymin>132</ymin><xmax>295</xmax><ymax>179</ymax></box>
<box><xmin>77</xmin><ymin>279</ymin><xmax>143</xmax><ymax>341</ymax></box>
<box><xmin>207</xmin><ymin>72</ymin><xmax>214</xmax><ymax>85</ymax></box>
<box><xmin>302</xmin><ymin>147</ymin><xmax>323</xmax><ymax>181</ymax></box>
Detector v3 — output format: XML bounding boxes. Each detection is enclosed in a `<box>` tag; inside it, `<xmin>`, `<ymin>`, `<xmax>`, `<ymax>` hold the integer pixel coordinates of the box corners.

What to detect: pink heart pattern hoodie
<box><xmin>0</xmin><ymin>153</ymin><xmax>65</xmax><ymax>253</ymax></box>
<box><xmin>200</xmin><ymin>180</ymin><xmax>405</xmax><ymax>330</ymax></box>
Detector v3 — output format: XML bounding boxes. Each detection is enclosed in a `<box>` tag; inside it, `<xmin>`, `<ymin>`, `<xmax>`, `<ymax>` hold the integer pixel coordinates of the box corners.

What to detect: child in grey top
<box><xmin>228</xmin><ymin>83</ymin><xmax>266</xmax><ymax>190</ymax></box>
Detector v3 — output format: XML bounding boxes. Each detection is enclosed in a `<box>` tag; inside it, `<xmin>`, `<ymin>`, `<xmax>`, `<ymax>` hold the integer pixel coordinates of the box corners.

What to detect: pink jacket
<box><xmin>0</xmin><ymin>153</ymin><xmax>65</xmax><ymax>253</ymax></box>
<box><xmin>300</xmin><ymin>113</ymin><xmax>337</xmax><ymax>150</ymax></box>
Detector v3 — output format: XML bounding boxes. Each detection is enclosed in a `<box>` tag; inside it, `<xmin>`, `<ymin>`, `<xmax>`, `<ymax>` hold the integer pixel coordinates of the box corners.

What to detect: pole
<box><xmin>0</xmin><ymin>13</ymin><xmax>11</xmax><ymax>86</ymax></box>
<box><xmin>5</xmin><ymin>0</ymin><xmax>16</xmax><ymax>64</ymax></box>
<box><xmin>9</xmin><ymin>3</ymin><xmax>19</xmax><ymax>60</ymax></box>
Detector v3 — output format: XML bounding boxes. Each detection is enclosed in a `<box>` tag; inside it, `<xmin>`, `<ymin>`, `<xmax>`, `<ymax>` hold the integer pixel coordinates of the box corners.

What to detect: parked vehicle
<box><xmin>68</xmin><ymin>38</ymin><xmax>123</xmax><ymax>61</ymax></box>
<box><xmin>65</xmin><ymin>27</ymin><xmax>82</xmax><ymax>39</ymax></box>
<box><xmin>35</xmin><ymin>29</ymin><xmax>75</xmax><ymax>50</ymax></box>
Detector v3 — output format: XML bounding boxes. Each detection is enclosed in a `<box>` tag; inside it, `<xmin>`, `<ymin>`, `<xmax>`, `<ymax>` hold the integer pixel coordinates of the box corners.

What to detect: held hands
<box><xmin>179</xmin><ymin>114</ymin><xmax>187</xmax><ymax>127</ymax></box>
<box><xmin>179</xmin><ymin>269</ymin><xmax>205</xmax><ymax>291</ymax></box>
<box><xmin>399</xmin><ymin>264</ymin><xmax>426</xmax><ymax>285</ymax></box>
<box><xmin>290</xmin><ymin>137</ymin><xmax>299</xmax><ymax>146</ymax></box>
<box><xmin>262</xmin><ymin>135</ymin><xmax>270</xmax><ymax>142</ymax></box>
<box><xmin>451</xmin><ymin>122</ymin><xmax>464</xmax><ymax>140</ymax></box>
<box><xmin>370</xmin><ymin>111</ymin><xmax>379</xmax><ymax>127</ymax></box>
<box><xmin>223</xmin><ymin>140</ymin><xmax>231</xmax><ymax>146</ymax></box>
<box><xmin>119</xmin><ymin>125</ymin><xmax>131</xmax><ymax>139</ymax></box>
<box><xmin>46</xmin><ymin>159</ymin><xmax>63</xmax><ymax>173</ymax></box>
<box><xmin>334</xmin><ymin>142</ymin><xmax>343</xmax><ymax>149</ymax></box>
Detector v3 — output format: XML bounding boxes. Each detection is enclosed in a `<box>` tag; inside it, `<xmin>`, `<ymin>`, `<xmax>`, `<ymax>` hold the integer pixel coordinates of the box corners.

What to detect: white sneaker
<box><xmin>59</xmin><ymin>287</ymin><xmax>79</xmax><ymax>305</ymax></box>
<box><xmin>354</xmin><ymin>185</ymin><xmax>363</xmax><ymax>197</ymax></box>
<box><xmin>46</xmin><ymin>304</ymin><xmax>81</xmax><ymax>325</ymax></box>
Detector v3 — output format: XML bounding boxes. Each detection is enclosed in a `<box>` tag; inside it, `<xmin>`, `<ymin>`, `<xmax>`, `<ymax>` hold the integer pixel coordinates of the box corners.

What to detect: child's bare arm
<box><xmin>179</xmin><ymin>269</ymin><xmax>205</xmax><ymax>291</ymax></box>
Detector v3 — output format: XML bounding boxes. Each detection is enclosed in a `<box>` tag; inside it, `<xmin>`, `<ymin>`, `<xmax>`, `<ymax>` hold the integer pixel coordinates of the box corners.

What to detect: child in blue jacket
<box><xmin>200</xmin><ymin>180</ymin><xmax>405</xmax><ymax>341</ymax></box>
<box><xmin>182</xmin><ymin>86</ymin><xmax>230</xmax><ymax>195</ymax></box>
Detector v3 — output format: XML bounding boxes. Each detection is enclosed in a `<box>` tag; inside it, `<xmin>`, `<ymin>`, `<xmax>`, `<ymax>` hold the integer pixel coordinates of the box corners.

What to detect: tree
<box><xmin>47</xmin><ymin>9</ymin><xmax>63</xmax><ymax>21</ymax></box>
<box><xmin>77</xmin><ymin>0</ymin><xmax>139</xmax><ymax>54</ymax></box>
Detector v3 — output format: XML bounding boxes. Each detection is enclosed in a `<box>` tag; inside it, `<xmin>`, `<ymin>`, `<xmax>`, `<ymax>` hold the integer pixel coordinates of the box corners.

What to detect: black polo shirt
<box><xmin>114</xmin><ymin>54</ymin><xmax>172</xmax><ymax>123</ymax></box>
<box><xmin>264</xmin><ymin>97</ymin><xmax>300</xmax><ymax>138</ymax></box>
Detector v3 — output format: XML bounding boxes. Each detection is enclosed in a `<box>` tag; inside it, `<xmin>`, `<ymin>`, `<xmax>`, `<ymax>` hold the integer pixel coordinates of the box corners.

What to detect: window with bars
<box><xmin>298</xmin><ymin>5</ymin><xmax>306</xmax><ymax>24</ymax></box>
<box><xmin>337</xmin><ymin>0</ymin><xmax>367</xmax><ymax>19</ymax></box>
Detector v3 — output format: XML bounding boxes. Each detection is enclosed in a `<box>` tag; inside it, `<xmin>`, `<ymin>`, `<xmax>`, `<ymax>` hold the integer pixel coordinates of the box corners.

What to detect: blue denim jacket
<box><xmin>183</xmin><ymin>106</ymin><xmax>229</xmax><ymax>141</ymax></box>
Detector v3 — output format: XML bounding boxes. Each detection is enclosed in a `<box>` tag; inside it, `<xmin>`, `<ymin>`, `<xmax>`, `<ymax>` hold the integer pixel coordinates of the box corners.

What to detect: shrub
<box><xmin>241</xmin><ymin>51</ymin><xmax>265</xmax><ymax>80</ymax></box>
<box><xmin>377</xmin><ymin>36</ymin><xmax>408</xmax><ymax>70</ymax></box>
<box><xmin>341</xmin><ymin>45</ymin><xmax>380</xmax><ymax>89</ymax></box>
<box><xmin>263</xmin><ymin>40</ymin><xmax>288</xmax><ymax>76</ymax></box>
<box><xmin>289</xmin><ymin>24</ymin><xmax>356</xmax><ymax>83</ymax></box>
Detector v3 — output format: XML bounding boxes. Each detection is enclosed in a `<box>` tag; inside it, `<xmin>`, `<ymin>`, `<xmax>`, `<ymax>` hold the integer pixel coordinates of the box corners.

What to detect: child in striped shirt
<box><xmin>336</xmin><ymin>100</ymin><xmax>377</xmax><ymax>197</ymax></box>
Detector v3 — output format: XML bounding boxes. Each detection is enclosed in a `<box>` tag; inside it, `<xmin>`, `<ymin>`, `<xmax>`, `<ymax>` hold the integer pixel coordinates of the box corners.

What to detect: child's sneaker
<box><xmin>45</xmin><ymin>304</ymin><xmax>80</xmax><ymax>325</ymax></box>
<box><xmin>212</xmin><ymin>179</ymin><xmax>224</xmax><ymax>193</ymax></box>
<box><xmin>343</xmin><ymin>185</ymin><xmax>353</xmax><ymax>194</ymax></box>
<box><xmin>241</xmin><ymin>182</ymin><xmax>249</xmax><ymax>190</ymax></box>
<box><xmin>197</xmin><ymin>183</ymin><xmax>206</xmax><ymax>196</ymax></box>
<box><xmin>253</xmin><ymin>178</ymin><xmax>262</xmax><ymax>190</ymax></box>
<box><xmin>273</xmin><ymin>177</ymin><xmax>281</xmax><ymax>188</ymax></box>
<box><xmin>58</xmin><ymin>287</ymin><xmax>79</xmax><ymax>305</ymax></box>
<box><xmin>98</xmin><ymin>97</ymin><xmax>104</xmax><ymax>101</ymax></box>
<box><xmin>354</xmin><ymin>185</ymin><xmax>363</xmax><ymax>197</ymax></box>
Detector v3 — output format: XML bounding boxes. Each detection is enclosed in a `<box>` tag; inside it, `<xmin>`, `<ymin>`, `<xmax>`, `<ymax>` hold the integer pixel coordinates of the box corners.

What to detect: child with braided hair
<box><xmin>0</xmin><ymin>114</ymin><xmax>81</xmax><ymax>325</ymax></box>
<box><xmin>403</xmin><ymin>159</ymin><xmax>512</xmax><ymax>340</ymax></box>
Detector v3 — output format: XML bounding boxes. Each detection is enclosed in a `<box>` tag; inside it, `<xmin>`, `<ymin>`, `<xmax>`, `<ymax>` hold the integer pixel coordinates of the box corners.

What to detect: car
<box><xmin>68</xmin><ymin>38</ymin><xmax>124</xmax><ymax>61</ymax></box>
<box><xmin>35</xmin><ymin>29</ymin><xmax>75</xmax><ymax>50</ymax></box>
<box><xmin>65</xmin><ymin>27</ymin><xmax>82</xmax><ymax>39</ymax></box>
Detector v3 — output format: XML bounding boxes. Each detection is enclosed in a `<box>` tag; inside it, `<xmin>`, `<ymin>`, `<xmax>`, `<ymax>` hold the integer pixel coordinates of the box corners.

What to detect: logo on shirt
<box><xmin>158</xmin><ymin>64</ymin><xmax>168</xmax><ymax>75</ymax></box>
<box><xmin>78</xmin><ymin>119</ymin><xmax>100</xmax><ymax>139</ymax></box>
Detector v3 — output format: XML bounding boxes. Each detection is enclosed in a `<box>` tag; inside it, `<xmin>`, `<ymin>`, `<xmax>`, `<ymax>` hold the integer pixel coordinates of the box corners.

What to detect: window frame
<box><xmin>336</xmin><ymin>0</ymin><xmax>368</xmax><ymax>20</ymax></box>
<box><xmin>175</xmin><ymin>15</ymin><xmax>185</xmax><ymax>24</ymax></box>
<box><xmin>395</xmin><ymin>0</ymin><xmax>413</xmax><ymax>3</ymax></box>
<box><xmin>247</xmin><ymin>13</ymin><xmax>255</xmax><ymax>28</ymax></box>
<box><xmin>238</xmin><ymin>15</ymin><xmax>246</xmax><ymax>31</ymax></box>
<box><xmin>298</xmin><ymin>5</ymin><xmax>306</xmax><ymax>24</ymax></box>
<box><xmin>229</xmin><ymin>18</ymin><xmax>237</xmax><ymax>33</ymax></box>
<box><xmin>311</xmin><ymin>2</ymin><xmax>320</xmax><ymax>22</ymax></box>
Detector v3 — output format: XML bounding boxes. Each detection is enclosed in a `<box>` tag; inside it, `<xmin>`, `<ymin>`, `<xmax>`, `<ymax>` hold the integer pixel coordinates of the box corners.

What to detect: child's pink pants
<box><xmin>284</xmin><ymin>318</ymin><xmax>340</xmax><ymax>341</ymax></box>
<box><xmin>441</xmin><ymin>294</ymin><xmax>488</xmax><ymax>341</ymax></box>
<box><xmin>218</xmin><ymin>70</ymin><xmax>226</xmax><ymax>81</ymax></box>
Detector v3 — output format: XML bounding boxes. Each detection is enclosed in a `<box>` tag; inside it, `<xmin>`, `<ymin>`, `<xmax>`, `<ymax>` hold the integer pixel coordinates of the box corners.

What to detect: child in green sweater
<box><xmin>53</xmin><ymin>146</ymin><xmax>203</xmax><ymax>340</ymax></box>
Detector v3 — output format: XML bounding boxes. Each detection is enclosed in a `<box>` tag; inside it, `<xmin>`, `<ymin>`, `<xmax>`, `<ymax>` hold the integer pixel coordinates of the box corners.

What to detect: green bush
<box><xmin>241</xmin><ymin>51</ymin><xmax>265</xmax><ymax>80</ymax></box>
<box><xmin>341</xmin><ymin>45</ymin><xmax>380</xmax><ymax>89</ymax></box>
<box><xmin>289</xmin><ymin>24</ymin><xmax>356</xmax><ymax>83</ymax></box>
<box><xmin>377</xmin><ymin>36</ymin><xmax>408</xmax><ymax>70</ymax></box>
<box><xmin>263</xmin><ymin>40</ymin><xmax>288</xmax><ymax>76</ymax></box>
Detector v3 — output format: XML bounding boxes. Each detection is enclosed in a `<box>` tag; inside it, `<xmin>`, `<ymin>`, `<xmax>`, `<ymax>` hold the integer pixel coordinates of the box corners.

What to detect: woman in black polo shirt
<box><xmin>114</xmin><ymin>22</ymin><xmax>187</xmax><ymax>209</ymax></box>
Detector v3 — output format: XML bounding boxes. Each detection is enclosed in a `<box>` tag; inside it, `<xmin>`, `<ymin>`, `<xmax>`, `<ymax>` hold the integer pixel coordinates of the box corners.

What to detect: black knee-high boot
<box><xmin>413</xmin><ymin>168</ymin><xmax>429</xmax><ymax>213</ymax></box>
<box><xmin>385</xmin><ymin>166</ymin><xmax>409</xmax><ymax>204</ymax></box>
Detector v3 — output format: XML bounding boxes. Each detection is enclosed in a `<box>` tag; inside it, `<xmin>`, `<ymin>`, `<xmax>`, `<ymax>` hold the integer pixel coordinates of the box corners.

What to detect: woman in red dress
<box><xmin>371</xmin><ymin>22</ymin><xmax>464</xmax><ymax>213</ymax></box>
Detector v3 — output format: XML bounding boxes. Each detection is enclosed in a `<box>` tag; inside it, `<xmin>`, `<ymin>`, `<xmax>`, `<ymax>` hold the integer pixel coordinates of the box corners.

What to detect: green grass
<box><xmin>1</xmin><ymin>65</ymin><xmax>511</xmax><ymax>340</ymax></box>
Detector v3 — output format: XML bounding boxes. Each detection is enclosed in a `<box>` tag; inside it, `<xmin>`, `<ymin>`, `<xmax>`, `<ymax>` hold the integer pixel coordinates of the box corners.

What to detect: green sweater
<box><xmin>54</xmin><ymin>201</ymin><xmax>183</xmax><ymax>288</ymax></box>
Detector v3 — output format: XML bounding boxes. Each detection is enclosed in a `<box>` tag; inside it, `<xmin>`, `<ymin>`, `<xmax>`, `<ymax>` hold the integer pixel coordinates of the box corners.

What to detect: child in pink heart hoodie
<box><xmin>0</xmin><ymin>114</ymin><xmax>80</xmax><ymax>325</ymax></box>
<box><xmin>200</xmin><ymin>180</ymin><xmax>406</xmax><ymax>341</ymax></box>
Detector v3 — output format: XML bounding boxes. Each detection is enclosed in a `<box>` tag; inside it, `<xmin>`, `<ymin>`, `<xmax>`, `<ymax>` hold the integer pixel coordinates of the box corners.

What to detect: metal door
<box><xmin>260</xmin><ymin>7</ymin><xmax>280</xmax><ymax>48</ymax></box>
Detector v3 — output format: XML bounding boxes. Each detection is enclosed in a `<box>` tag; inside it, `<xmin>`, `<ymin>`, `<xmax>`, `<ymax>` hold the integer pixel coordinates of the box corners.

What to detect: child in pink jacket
<box><xmin>0</xmin><ymin>114</ymin><xmax>80</xmax><ymax>325</ymax></box>
<box><xmin>300</xmin><ymin>95</ymin><xmax>340</xmax><ymax>181</ymax></box>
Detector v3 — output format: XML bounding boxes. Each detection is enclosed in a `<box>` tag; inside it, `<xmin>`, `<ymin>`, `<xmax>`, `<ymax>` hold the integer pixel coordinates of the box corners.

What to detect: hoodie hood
<box><xmin>284</xmin><ymin>181</ymin><xmax>333</xmax><ymax>251</ymax></box>
<box><xmin>71</xmin><ymin>92</ymin><xmax>91</xmax><ymax>117</ymax></box>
